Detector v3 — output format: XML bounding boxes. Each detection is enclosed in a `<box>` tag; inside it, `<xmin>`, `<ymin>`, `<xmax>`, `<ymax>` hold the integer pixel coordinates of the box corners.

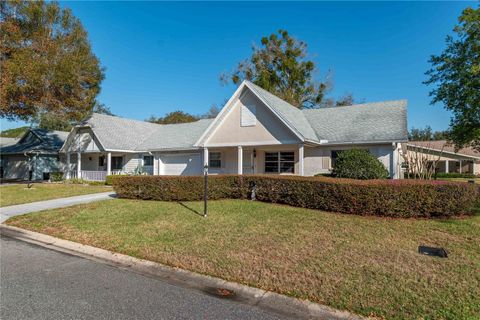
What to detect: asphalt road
<box><xmin>0</xmin><ymin>236</ymin><xmax>285</xmax><ymax>320</ymax></box>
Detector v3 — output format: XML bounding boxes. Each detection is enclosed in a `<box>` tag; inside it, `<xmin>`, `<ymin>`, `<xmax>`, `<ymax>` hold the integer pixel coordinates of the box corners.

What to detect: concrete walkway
<box><xmin>0</xmin><ymin>192</ymin><xmax>115</xmax><ymax>223</ymax></box>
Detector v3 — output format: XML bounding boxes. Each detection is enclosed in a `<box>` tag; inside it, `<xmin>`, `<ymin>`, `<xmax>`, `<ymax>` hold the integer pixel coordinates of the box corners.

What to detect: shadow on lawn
<box><xmin>177</xmin><ymin>202</ymin><xmax>204</xmax><ymax>217</ymax></box>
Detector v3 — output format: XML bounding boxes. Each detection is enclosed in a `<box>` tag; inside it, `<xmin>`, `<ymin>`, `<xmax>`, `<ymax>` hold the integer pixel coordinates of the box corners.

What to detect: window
<box><xmin>98</xmin><ymin>156</ymin><xmax>105</xmax><ymax>167</ymax></box>
<box><xmin>143</xmin><ymin>155</ymin><xmax>153</xmax><ymax>166</ymax></box>
<box><xmin>111</xmin><ymin>156</ymin><xmax>123</xmax><ymax>170</ymax></box>
<box><xmin>241</xmin><ymin>105</ymin><xmax>256</xmax><ymax>126</ymax></box>
<box><xmin>209</xmin><ymin>152</ymin><xmax>221</xmax><ymax>168</ymax></box>
<box><xmin>265</xmin><ymin>151</ymin><xmax>295</xmax><ymax>173</ymax></box>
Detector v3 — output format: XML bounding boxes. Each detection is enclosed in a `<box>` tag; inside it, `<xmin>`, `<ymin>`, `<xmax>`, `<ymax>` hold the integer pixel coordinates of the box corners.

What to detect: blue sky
<box><xmin>1</xmin><ymin>1</ymin><xmax>475</xmax><ymax>131</ymax></box>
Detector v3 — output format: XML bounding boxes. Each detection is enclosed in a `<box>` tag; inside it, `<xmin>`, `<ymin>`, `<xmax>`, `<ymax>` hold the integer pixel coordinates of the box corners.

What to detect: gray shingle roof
<box><xmin>136</xmin><ymin>119</ymin><xmax>213</xmax><ymax>151</ymax></box>
<box><xmin>75</xmin><ymin>85</ymin><xmax>407</xmax><ymax>151</ymax></box>
<box><xmin>245</xmin><ymin>81</ymin><xmax>319</xmax><ymax>141</ymax></box>
<box><xmin>0</xmin><ymin>129</ymin><xmax>68</xmax><ymax>154</ymax></box>
<box><xmin>302</xmin><ymin>100</ymin><xmax>408</xmax><ymax>143</ymax></box>
<box><xmin>81</xmin><ymin>113</ymin><xmax>213</xmax><ymax>151</ymax></box>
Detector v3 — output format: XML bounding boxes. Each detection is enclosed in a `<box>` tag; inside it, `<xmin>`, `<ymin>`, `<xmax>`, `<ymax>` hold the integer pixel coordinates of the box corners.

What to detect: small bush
<box><xmin>332</xmin><ymin>149</ymin><xmax>389</xmax><ymax>180</ymax></box>
<box><xmin>113</xmin><ymin>175</ymin><xmax>480</xmax><ymax>218</ymax></box>
<box><xmin>435</xmin><ymin>172</ymin><xmax>477</xmax><ymax>179</ymax></box>
<box><xmin>49</xmin><ymin>172</ymin><xmax>64</xmax><ymax>182</ymax></box>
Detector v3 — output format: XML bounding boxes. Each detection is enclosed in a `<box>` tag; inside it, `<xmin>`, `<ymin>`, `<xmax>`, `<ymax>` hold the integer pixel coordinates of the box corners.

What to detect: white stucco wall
<box><xmin>303</xmin><ymin>143</ymin><xmax>400</xmax><ymax>178</ymax></box>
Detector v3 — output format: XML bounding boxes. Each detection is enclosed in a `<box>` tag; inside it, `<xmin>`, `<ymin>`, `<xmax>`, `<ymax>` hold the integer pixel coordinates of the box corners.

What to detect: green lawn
<box><xmin>7</xmin><ymin>199</ymin><xmax>480</xmax><ymax>319</ymax></box>
<box><xmin>0</xmin><ymin>183</ymin><xmax>112</xmax><ymax>207</ymax></box>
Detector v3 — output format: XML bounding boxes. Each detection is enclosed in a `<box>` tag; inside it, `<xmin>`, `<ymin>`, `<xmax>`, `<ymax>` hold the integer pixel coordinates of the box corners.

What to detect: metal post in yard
<box><xmin>204</xmin><ymin>164</ymin><xmax>208</xmax><ymax>218</ymax></box>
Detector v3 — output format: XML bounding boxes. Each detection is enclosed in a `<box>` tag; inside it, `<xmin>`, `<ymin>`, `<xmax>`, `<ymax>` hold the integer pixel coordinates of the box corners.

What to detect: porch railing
<box><xmin>67</xmin><ymin>170</ymin><xmax>123</xmax><ymax>181</ymax></box>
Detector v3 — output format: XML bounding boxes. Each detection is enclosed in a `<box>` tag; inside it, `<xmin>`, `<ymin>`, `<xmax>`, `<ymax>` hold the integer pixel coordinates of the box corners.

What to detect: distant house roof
<box><xmin>77</xmin><ymin>113</ymin><xmax>213</xmax><ymax>151</ymax></box>
<box><xmin>0</xmin><ymin>137</ymin><xmax>19</xmax><ymax>147</ymax></box>
<box><xmin>407</xmin><ymin>140</ymin><xmax>480</xmax><ymax>160</ymax></box>
<box><xmin>303</xmin><ymin>100</ymin><xmax>408</xmax><ymax>144</ymax></box>
<box><xmin>0</xmin><ymin>129</ymin><xmax>68</xmax><ymax>155</ymax></box>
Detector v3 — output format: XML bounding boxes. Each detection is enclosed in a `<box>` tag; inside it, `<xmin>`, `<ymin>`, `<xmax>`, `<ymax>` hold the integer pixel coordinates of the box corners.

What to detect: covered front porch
<box><xmin>65</xmin><ymin>152</ymin><xmax>154</xmax><ymax>181</ymax></box>
<box><xmin>202</xmin><ymin>144</ymin><xmax>305</xmax><ymax>175</ymax></box>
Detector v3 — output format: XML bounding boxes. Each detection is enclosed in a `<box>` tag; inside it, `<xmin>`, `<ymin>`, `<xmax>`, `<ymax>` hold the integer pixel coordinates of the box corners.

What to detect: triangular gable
<box><xmin>195</xmin><ymin>81</ymin><xmax>305</xmax><ymax>147</ymax></box>
<box><xmin>61</xmin><ymin>126</ymin><xmax>105</xmax><ymax>153</ymax></box>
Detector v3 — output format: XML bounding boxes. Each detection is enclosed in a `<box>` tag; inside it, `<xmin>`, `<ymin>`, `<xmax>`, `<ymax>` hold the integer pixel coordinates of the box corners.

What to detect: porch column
<box><xmin>459</xmin><ymin>160</ymin><xmax>462</xmax><ymax>174</ymax></box>
<box><xmin>473</xmin><ymin>161</ymin><xmax>476</xmax><ymax>175</ymax></box>
<box><xmin>77</xmin><ymin>152</ymin><xmax>81</xmax><ymax>179</ymax></box>
<box><xmin>298</xmin><ymin>144</ymin><xmax>304</xmax><ymax>176</ymax></box>
<box><xmin>445</xmin><ymin>160</ymin><xmax>449</xmax><ymax>173</ymax></box>
<box><xmin>203</xmin><ymin>147</ymin><xmax>209</xmax><ymax>167</ymax></box>
<box><xmin>66</xmin><ymin>152</ymin><xmax>71</xmax><ymax>179</ymax></box>
<box><xmin>237</xmin><ymin>146</ymin><xmax>243</xmax><ymax>175</ymax></box>
<box><xmin>107</xmin><ymin>152</ymin><xmax>112</xmax><ymax>175</ymax></box>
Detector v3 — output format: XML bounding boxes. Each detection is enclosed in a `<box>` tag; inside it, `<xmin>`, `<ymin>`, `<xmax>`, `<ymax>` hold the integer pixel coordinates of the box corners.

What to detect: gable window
<box><xmin>111</xmin><ymin>156</ymin><xmax>123</xmax><ymax>170</ymax></box>
<box><xmin>143</xmin><ymin>155</ymin><xmax>153</xmax><ymax>166</ymax></box>
<box><xmin>241</xmin><ymin>105</ymin><xmax>256</xmax><ymax>127</ymax></box>
<box><xmin>265</xmin><ymin>151</ymin><xmax>295</xmax><ymax>173</ymax></box>
<box><xmin>209</xmin><ymin>152</ymin><xmax>222</xmax><ymax>168</ymax></box>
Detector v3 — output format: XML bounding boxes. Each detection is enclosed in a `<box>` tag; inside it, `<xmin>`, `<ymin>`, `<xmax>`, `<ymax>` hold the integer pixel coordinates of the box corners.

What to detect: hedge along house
<box><xmin>60</xmin><ymin>80</ymin><xmax>408</xmax><ymax>180</ymax></box>
<box><xmin>0</xmin><ymin>129</ymin><xmax>68</xmax><ymax>181</ymax></box>
<box><xmin>405</xmin><ymin>140</ymin><xmax>480</xmax><ymax>175</ymax></box>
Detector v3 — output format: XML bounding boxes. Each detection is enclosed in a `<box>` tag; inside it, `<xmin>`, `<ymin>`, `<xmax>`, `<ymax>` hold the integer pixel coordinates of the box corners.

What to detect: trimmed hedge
<box><xmin>105</xmin><ymin>174</ymin><xmax>129</xmax><ymax>186</ymax></box>
<box><xmin>113</xmin><ymin>175</ymin><xmax>480</xmax><ymax>218</ymax></box>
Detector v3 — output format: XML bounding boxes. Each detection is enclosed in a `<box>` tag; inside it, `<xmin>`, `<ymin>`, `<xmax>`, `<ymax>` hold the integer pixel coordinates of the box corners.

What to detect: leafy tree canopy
<box><xmin>147</xmin><ymin>106</ymin><xmax>220</xmax><ymax>125</ymax></box>
<box><xmin>0</xmin><ymin>126</ymin><xmax>29</xmax><ymax>138</ymax></box>
<box><xmin>222</xmin><ymin>30</ymin><xmax>334</xmax><ymax>109</ymax></box>
<box><xmin>408</xmin><ymin>126</ymin><xmax>449</xmax><ymax>141</ymax></box>
<box><xmin>147</xmin><ymin>111</ymin><xmax>198</xmax><ymax>125</ymax></box>
<box><xmin>0</xmin><ymin>0</ymin><xmax>104</xmax><ymax>123</ymax></box>
<box><xmin>424</xmin><ymin>6</ymin><xmax>480</xmax><ymax>151</ymax></box>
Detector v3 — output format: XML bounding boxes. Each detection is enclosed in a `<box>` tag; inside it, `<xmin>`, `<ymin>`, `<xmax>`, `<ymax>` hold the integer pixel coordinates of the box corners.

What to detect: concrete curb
<box><xmin>1</xmin><ymin>224</ymin><xmax>363</xmax><ymax>320</ymax></box>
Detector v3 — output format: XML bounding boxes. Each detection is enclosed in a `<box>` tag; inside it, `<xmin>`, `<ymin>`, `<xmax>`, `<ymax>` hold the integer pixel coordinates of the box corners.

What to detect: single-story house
<box><xmin>61</xmin><ymin>80</ymin><xmax>408</xmax><ymax>180</ymax></box>
<box><xmin>0</xmin><ymin>129</ymin><xmax>68</xmax><ymax>181</ymax></box>
<box><xmin>405</xmin><ymin>140</ymin><xmax>480</xmax><ymax>175</ymax></box>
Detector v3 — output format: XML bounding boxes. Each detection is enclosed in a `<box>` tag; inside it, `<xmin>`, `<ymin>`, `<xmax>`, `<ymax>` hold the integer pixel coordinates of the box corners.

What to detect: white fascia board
<box><xmin>317</xmin><ymin>140</ymin><xmax>408</xmax><ymax>147</ymax></box>
<box><xmin>406</xmin><ymin>144</ymin><xmax>480</xmax><ymax>160</ymax></box>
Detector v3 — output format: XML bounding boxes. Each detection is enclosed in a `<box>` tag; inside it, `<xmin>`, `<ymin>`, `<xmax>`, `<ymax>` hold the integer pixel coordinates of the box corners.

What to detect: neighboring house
<box><xmin>0</xmin><ymin>129</ymin><xmax>68</xmax><ymax>181</ymax></box>
<box><xmin>405</xmin><ymin>140</ymin><xmax>480</xmax><ymax>175</ymax></box>
<box><xmin>61</xmin><ymin>81</ymin><xmax>408</xmax><ymax>180</ymax></box>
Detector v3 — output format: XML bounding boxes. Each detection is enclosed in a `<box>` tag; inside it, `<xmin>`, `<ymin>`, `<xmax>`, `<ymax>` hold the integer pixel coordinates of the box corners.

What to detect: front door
<box><xmin>243</xmin><ymin>151</ymin><xmax>254</xmax><ymax>174</ymax></box>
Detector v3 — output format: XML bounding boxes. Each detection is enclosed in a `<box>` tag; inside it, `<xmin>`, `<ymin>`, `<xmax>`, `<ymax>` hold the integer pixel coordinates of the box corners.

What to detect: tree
<box><xmin>408</xmin><ymin>126</ymin><xmax>448</xmax><ymax>141</ymax></box>
<box><xmin>424</xmin><ymin>6</ymin><xmax>480</xmax><ymax>151</ymax></box>
<box><xmin>147</xmin><ymin>111</ymin><xmax>197</xmax><ymax>124</ymax></box>
<box><xmin>0</xmin><ymin>0</ymin><xmax>104</xmax><ymax>123</ymax></box>
<box><xmin>221</xmin><ymin>30</ymin><xmax>330</xmax><ymax>109</ymax></box>
<box><xmin>92</xmin><ymin>102</ymin><xmax>114</xmax><ymax>116</ymax></box>
<box><xmin>0</xmin><ymin>126</ymin><xmax>29</xmax><ymax>138</ymax></box>
<box><xmin>38</xmin><ymin>112</ymin><xmax>72</xmax><ymax>131</ymax></box>
<box><xmin>332</xmin><ymin>149</ymin><xmax>389</xmax><ymax>180</ymax></box>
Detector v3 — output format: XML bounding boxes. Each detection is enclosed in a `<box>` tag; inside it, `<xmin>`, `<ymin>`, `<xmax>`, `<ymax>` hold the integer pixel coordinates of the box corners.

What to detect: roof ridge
<box><xmin>303</xmin><ymin>99</ymin><xmax>408</xmax><ymax>111</ymax></box>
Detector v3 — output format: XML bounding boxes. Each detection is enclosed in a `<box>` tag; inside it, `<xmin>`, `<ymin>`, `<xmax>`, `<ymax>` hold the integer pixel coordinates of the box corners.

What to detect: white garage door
<box><xmin>5</xmin><ymin>156</ymin><xmax>29</xmax><ymax>180</ymax></box>
<box><xmin>161</xmin><ymin>153</ymin><xmax>201</xmax><ymax>176</ymax></box>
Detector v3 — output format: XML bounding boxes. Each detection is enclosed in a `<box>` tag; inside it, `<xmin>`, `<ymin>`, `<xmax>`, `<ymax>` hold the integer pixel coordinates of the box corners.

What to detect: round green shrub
<box><xmin>332</xmin><ymin>149</ymin><xmax>389</xmax><ymax>179</ymax></box>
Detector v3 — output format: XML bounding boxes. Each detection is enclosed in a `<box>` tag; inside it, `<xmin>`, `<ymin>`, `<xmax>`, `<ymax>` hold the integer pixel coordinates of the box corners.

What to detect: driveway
<box><xmin>0</xmin><ymin>192</ymin><xmax>115</xmax><ymax>223</ymax></box>
<box><xmin>0</xmin><ymin>236</ymin><xmax>285</xmax><ymax>320</ymax></box>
